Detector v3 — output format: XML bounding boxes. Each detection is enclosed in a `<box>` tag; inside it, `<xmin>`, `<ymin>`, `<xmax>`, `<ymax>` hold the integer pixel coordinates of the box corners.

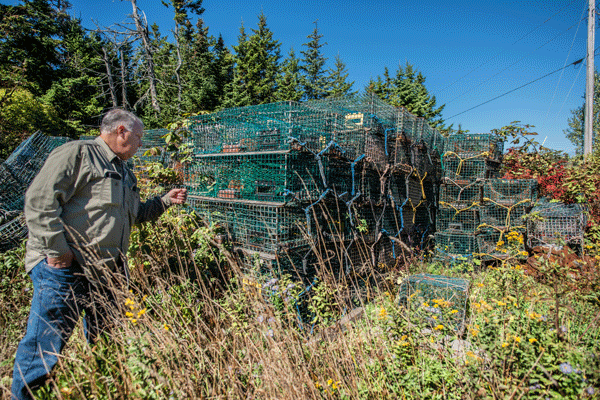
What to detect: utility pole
<box><xmin>584</xmin><ymin>0</ymin><xmax>595</xmax><ymax>156</ymax></box>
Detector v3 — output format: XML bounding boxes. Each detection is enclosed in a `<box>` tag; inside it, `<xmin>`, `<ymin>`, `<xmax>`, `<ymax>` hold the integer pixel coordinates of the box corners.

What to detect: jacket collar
<box><xmin>94</xmin><ymin>136</ymin><xmax>122</xmax><ymax>163</ymax></box>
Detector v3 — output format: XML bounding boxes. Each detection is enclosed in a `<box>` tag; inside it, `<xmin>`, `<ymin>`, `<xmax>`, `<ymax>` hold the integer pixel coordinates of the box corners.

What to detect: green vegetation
<box><xmin>1</xmin><ymin>148</ymin><xmax>599</xmax><ymax>399</ymax></box>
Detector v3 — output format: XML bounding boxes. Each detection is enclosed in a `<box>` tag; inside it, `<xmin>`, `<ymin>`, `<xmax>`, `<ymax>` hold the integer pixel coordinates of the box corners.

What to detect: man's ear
<box><xmin>116</xmin><ymin>125</ymin><xmax>126</xmax><ymax>138</ymax></box>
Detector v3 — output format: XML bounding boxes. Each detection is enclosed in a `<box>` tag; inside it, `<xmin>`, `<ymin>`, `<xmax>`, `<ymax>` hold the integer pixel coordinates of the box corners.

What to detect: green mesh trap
<box><xmin>443</xmin><ymin>156</ymin><xmax>502</xmax><ymax>181</ymax></box>
<box><xmin>187</xmin><ymin>101</ymin><xmax>333</xmax><ymax>154</ymax></box>
<box><xmin>439</xmin><ymin>178</ymin><xmax>482</xmax><ymax>207</ymax></box>
<box><xmin>476</xmin><ymin>228</ymin><xmax>526</xmax><ymax>261</ymax></box>
<box><xmin>397</xmin><ymin>273</ymin><xmax>470</xmax><ymax>330</ymax></box>
<box><xmin>4</xmin><ymin>132</ymin><xmax>71</xmax><ymax>186</ymax></box>
<box><xmin>391</xmin><ymin>134</ymin><xmax>412</xmax><ymax>169</ymax></box>
<box><xmin>482</xmin><ymin>179</ymin><xmax>538</xmax><ymax>205</ymax></box>
<box><xmin>434</xmin><ymin>230</ymin><xmax>480</xmax><ymax>258</ymax></box>
<box><xmin>236</xmin><ymin>245</ymin><xmax>318</xmax><ymax>280</ymax></box>
<box><xmin>444</xmin><ymin>133</ymin><xmax>504</xmax><ymax>161</ymax></box>
<box><xmin>527</xmin><ymin>201</ymin><xmax>587</xmax><ymax>248</ymax></box>
<box><xmin>0</xmin><ymin>164</ymin><xmax>27</xmax><ymax>212</ymax></box>
<box><xmin>0</xmin><ymin>212</ymin><xmax>27</xmax><ymax>252</ymax></box>
<box><xmin>436</xmin><ymin>204</ymin><xmax>480</xmax><ymax>232</ymax></box>
<box><xmin>478</xmin><ymin>202</ymin><xmax>530</xmax><ymax>231</ymax></box>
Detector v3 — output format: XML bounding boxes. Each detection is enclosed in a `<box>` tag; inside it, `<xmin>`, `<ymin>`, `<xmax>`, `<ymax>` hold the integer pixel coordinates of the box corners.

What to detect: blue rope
<box><xmin>351</xmin><ymin>154</ymin><xmax>366</xmax><ymax>196</ymax></box>
<box><xmin>304</xmin><ymin>189</ymin><xmax>331</xmax><ymax>236</ymax></box>
<box><xmin>384</xmin><ymin>128</ymin><xmax>395</xmax><ymax>157</ymax></box>
<box><xmin>295</xmin><ymin>278</ymin><xmax>318</xmax><ymax>331</ymax></box>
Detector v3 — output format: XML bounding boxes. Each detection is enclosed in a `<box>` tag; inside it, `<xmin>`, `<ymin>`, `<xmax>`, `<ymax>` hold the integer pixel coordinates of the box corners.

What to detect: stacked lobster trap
<box><xmin>0</xmin><ymin>132</ymin><xmax>72</xmax><ymax>251</ymax></box>
<box><xmin>183</xmin><ymin>95</ymin><xmax>444</xmax><ymax>280</ymax></box>
<box><xmin>434</xmin><ymin>133</ymin><xmax>539</xmax><ymax>263</ymax></box>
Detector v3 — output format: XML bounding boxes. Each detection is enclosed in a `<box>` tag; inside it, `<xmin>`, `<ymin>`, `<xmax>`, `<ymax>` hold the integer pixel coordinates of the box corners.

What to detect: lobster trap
<box><xmin>476</xmin><ymin>228</ymin><xmax>526</xmax><ymax>261</ymax></box>
<box><xmin>397</xmin><ymin>273</ymin><xmax>470</xmax><ymax>331</ymax></box>
<box><xmin>439</xmin><ymin>178</ymin><xmax>482</xmax><ymax>207</ymax></box>
<box><xmin>4</xmin><ymin>132</ymin><xmax>71</xmax><ymax>186</ymax></box>
<box><xmin>0</xmin><ymin>164</ymin><xmax>26</xmax><ymax>212</ymax></box>
<box><xmin>478</xmin><ymin>202</ymin><xmax>530</xmax><ymax>231</ymax></box>
<box><xmin>434</xmin><ymin>230</ymin><xmax>481</xmax><ymax>258</ymax></box>
<box><xmin>235</xmin><ymin>245</ymin><xmax>319</xmax><ymax>280</ymax></box>
<box><xmin>527</xmin><ymin>201</ymin><xmax>587</xmax><ymax>248</ymax></box>
<box><xmin>0</xmin><ymin>212</ymin><xmax>27</xmax><ymax>252</ymax></box>
<box><xmin>482</xmin><ymin>179</ymin><xmax>538</xmax><ymax>205</ymax></box>
<box><xmin>444</xmin><ymin>133</ymin><xmax>504</xmax><ymax>161</ymax></box>
<box><xmin>443</xmin><ymin>156</ymin><xmax>502</xmax><ymax>181</ymax></box>
<box><xmin>436</xmin><ymin>204</ymin><xmax>480</xmax><ymax>233</ymax></box>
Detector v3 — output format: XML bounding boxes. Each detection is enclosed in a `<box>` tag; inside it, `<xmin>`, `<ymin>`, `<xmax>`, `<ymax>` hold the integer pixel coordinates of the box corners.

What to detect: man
<box><xmin>11</xmin><ymin>109</ymin><xmax>187</xmax><ymax>400</ymax></box>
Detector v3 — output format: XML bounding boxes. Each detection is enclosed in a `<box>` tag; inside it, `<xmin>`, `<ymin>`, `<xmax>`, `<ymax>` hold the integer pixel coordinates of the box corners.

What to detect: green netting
<box><xmin>439</xmin><ymin>178</ymin><xmax>482</xmax><ymax>207</ymax></box>
<box><xmin>0</xmin><ymin>212</ymin><xmax>27</xmax><ymax>252</ymax></box>
<box><xmin>476</xmin><ymin>228</ymin><xmax>526</xmax><ymax>261</ymax></box>
<box><xmin>436</xmin><ymin>204</ymin><xmax>480</xmax><ymax>232</ymax></box>
<box><xmin>444</xmin><ymin>133</ymin><xmax>504</xmax><ymax>161</ymax></box>
<box><xmin>329</xmin><ymin>126</ymin><xmax>388</xmax><ymax>168</ymax></box>
<box><xmin>397</xmin><ymin>273</ymin><xmax>470</xmax><ymax>330</ymax></box>
<box><xmin>482</xmin><ymin>179</ymin><xmax>538</xmax><ymax>205</ymax></box>
<box><xmin>527</xmin><ymin>201</ymin><xmax>586</xmax><ymax>248</ymax></box>
<box><xmin>478</xmin><ymin>202</ymin><xmax>530</xmax><ymax>231</ymax></box>
<box><xmin>391</xmin><ymin>135</ymin><xmax>412</xmax><ymax>169</ymax></box>
<box><xmin>4</xmin><ymin>132</ymin><xmax>70</xmax><ymax>186</ymax></box>
<box><xmin>187</xmin><ymin>101</ymin><xmax>334</xmax><ymax>154</ymax></box>
<box><xmin>184</xmin><ymin>151</ymin><xmax>379</xmax><ymax>202</ymax></box>
<box><xmin>236</xmin><ymin>245</ymin><xmax>318</xmax><ymax>280</ymax></box>
<box><xmin>443</xmin><ymin>156</ymin><xmax>502</xmax><ymax>181</ymax></box>
<box><xmin>434</xmin><ymin>230</ymin><xmax>480</xmax><ymax>257</ymax></box>
<box><xmin>0</xmin><ymin>164</ymin><xmax>27</xmax><ymax>212</ymax></box>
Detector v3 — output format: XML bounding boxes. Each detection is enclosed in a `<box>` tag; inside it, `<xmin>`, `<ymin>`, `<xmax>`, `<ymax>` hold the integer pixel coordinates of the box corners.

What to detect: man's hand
<box><xmin>47</xmin><ymin>249</ymin><xmax>75</xmax><ymax>269</ymax></box>
<box><xmin>166</xmin><ymin>188</ymin><xmax>188</xmax><ymax>205</ymax></box>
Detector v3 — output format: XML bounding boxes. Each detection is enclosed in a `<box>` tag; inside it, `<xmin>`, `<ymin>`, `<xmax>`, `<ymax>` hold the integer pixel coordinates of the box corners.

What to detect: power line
<box><xmin>445</xmin><ymin>56</ymin><xmax>586</xmax><ymax>120</ymax></box>
<box><xmin>438</xmin><ymin>0</ymin><xmax>579</xmax><ymax>94</ymax></box>
<box><xmin>447</xmin><ymin>18</ymin><xmax>585</xmax><ymax>104</ymax></box>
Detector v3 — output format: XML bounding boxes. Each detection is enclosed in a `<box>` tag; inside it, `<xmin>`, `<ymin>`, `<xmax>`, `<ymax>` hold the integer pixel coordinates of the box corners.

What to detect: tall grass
<box><xmin>1</xmin><ymin>205</ymin><xmax>599</xmax><ymax>399</ymax></box>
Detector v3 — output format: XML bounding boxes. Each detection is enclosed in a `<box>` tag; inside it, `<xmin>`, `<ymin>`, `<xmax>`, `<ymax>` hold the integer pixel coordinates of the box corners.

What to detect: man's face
<box><xmin>117</xmin><ymin>122</ymin><xmax>143</xmax><ymax>160</ymax></box>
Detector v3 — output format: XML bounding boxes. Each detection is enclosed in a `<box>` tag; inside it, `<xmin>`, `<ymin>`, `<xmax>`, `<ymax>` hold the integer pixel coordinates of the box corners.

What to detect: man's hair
<box><xmin>100</xmin><ymin>109</ymin><xmax>143</xmax><ymax>135</ymax></box>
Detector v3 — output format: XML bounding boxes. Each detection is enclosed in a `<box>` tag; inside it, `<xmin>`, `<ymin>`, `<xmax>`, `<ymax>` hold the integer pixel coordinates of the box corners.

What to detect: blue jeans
<box><xmin>11</xmin><ymin>259</ymin><xmax>116</xmax><ymax>400</ymax></box>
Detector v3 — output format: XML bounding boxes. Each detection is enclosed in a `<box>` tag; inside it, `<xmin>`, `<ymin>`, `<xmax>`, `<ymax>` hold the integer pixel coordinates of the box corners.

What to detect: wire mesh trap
<box><xmin>527</xmin><ymin>200</ymin><xmax>587</xmax><ymax>249</ymax></box>
<box><xmin>482</xmin><ymin>179</ymin><xmax>538</xmax><ymax>205</ymax></box>
<box><xmin>397</xmin><ymin>273</ymin><xmax>470</xmax><ymax>331</ymax></box>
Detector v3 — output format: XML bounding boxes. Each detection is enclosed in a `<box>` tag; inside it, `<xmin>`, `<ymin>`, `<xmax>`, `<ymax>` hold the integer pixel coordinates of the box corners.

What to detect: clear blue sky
<box><xmin>6</xmin><ymin>0</ymin><xmax>594</xmax><ymax>154</ymax></box>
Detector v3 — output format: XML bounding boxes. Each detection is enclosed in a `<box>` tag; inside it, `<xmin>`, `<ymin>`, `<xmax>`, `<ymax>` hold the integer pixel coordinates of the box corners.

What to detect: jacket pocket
<box><xmin>101</xmin><ymin>171</ymin><xmax>123</xmax><ymax>206</ymax></box>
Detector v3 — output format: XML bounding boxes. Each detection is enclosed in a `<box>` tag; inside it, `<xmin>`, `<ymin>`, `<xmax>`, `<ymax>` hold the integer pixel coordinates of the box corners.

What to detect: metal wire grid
<box><xmin>444</xmin><ymin>133</ymin><xmax>504</xmax><ymax>161</ymax></box>
<box><xmin>436</xmin><ymin>204</ymin><xmax>480</xmax><ymax>233</ymax></box>
<box><xmin>482</xmin><ymin>179</ymin><xmax>538</xmax><ymax>205</ymax></box>
<box><xmin>527</xmin><ymin>201</ymin><xmax>587</xmax><ymax>248</ymax></box>
<box><xmin>443</xmin><ymin>156</ymin><xmax>502</xmax><ymax>181</ymax></box>
<box><xmin>4</xmin><ymin>132</ymin><xmax>70</xmax><ymax>187</ymax></box>
<box><xmin>476</xmin><ymin>228</ymin><xmax>526</xmax><ymax>261</ymax></box>
<box><xmin>0</xmin><ymin>164</ymin><xmax>27</xmax><ymax>212</ymax></box>
<box><xmin>397</xmin><ymin>273</ymin><xmax>470</xmax><ymax>330</ymax></box>
<box><xmin>439</xmin><ymin>178</ymin><xmax>482</xmax><ymax>207</ymax></box>
<box><xmin>478</xmin><ymin>202</ymin><xmax>531</xmax><ymax>231</ymax></box>
<box><xmin>0</xmin><ymin>212</ymin><xmax>27</xmax><ymax>252</ymax></box>
<box><xmin>434</xmin><ymin>230</ymin><xmax>481</xmax><ymax>257</ymax></box>
<box><xmin>235</xmin><ymin>245</ymin><xmax>318</xmax><ymax>280</ymax></box>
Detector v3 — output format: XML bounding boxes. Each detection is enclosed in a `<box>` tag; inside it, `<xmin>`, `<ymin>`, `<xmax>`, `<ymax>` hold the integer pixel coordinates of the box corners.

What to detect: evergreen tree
<box><xmin>564</xmin><ymin>71</ymin><xmax>600</xmax><ymax>154</ymax></box>
<box><xmin>0</xmin><ymin>0</ymin><xmax>72</xmax><ymax>94</ymax></box>
<box><xmin>245</xmin><ymin>11</ymin><xmax>281</xmax><ymax>104</ymax></box>
<box><xmin>327</xmin><ymin>54</ymin><xmax>354</xmax><ymax>98</ymax></box>
<box><xmin>223</xmin><ymin>22</ymin><xmax>251</xmax><ymax>108</ymax></box>
<box><xmin>367</xmin><ymin>62</ymin><xmax>445</xmax><ymax>128</ymax></box>
<box><xmin>182</xmin><ymin>18</ymin><xmax>218</xmax><ymax>113</ymax></box>
<box><xmin>276</xmin><ymin>48</ymin><xmax>303</xmax><ymax>101</ymax></box>
<box><xmin>212</xmin><ymin>34</ymin><xmax>234</xmax><ymax>108</ymax></box>
<box><xmin>300</xmin><ymin>21</ymin><xmax>329</xmax><ymax>100</ymax></box>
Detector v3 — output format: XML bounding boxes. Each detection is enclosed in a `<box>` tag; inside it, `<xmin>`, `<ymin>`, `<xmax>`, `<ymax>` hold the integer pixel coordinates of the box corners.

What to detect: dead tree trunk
<box><xmin>102</xmin><ymin>46</ymin><xmax>118</xmax><ymax>108</ymax></box>
<box><xmin>129</xmin><ymin>0</ymin><xmax>161</xmax><ymax>114</ymax></box>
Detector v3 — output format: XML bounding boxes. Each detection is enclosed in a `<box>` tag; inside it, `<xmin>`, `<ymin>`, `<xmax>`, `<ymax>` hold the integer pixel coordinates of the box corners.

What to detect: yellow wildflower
<box><xmin>327</xmin><ymin>379</ymin><xmax>333</xmax><ymax>386</ymax></box>
<box><xmin>502</xmin><ymin>342</ymin><xmax>509</xmax><ymax>348</ymax></box>
<box><xmin>514</xmin><ymin>336</ymin><xmax>521</xmax><ymax>343</ymax></box>
<box><xmin>434</xmin><ymin>324</ymin><xmax>444</xmax><ymax>331</ymax></box>
<box><xmin>163</xmin><ymin>323</ymin><xmax>170</xmax><ymax>331</ymax></box>
<box><xmin>125</xmin><ymin>311</ymin><xmax>134</xmax><ymax>318</ymax></box>
<box><xmin>137</xmin><ymin>308</ymin><xmax>147</xmax><ymax>317</ymax></box>
<box><xmin>450</xmin><ymin>309</ymin><xmax>458</xmax><ymax>314</ymax></box>
<box><xmin>529</xmin><ymin>338</ymin><xmax>537</xmax><ymax>343</ymax></box>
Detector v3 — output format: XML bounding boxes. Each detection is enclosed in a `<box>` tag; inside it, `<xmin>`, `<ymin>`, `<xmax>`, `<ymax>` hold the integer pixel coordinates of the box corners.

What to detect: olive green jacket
<box><xmin>24</xmin><ymin>137</ymin><xmax>172</xmax><ymax>277</ymax></box>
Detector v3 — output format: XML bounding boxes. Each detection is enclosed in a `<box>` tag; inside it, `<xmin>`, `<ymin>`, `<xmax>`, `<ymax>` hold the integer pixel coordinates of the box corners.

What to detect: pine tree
<box><xmin>300</xmin><ymin>21</ymin><xmax>328</xmax><ymax>100</ymax></box>
<box><xmin>212</xmin><ymin>34</ymin><xmax>233</xmax><ymax>108</ymax></box>
<box><xmin>368</xmin><ymin>62</ymin><xmax>445</xmax><ymax>128</ymax></box>
<box><xmin>276</xmin><ymin>48</ymin><xmax>303</xmax><ymax>101</ymax></box>
<box><xmin>223</xmin><ymin>22</ymin><xmax>251</xmax><ymax>108</ymax></box>
<box><xmin>327</xmin><ymin>54</ymin><xmax>355</xmax><ymax>98</ymax></box>
<box><xmin>245</xmin><ymin>11</ymin><xmax>281</xmax><ymax>104</ymax></box>
<box><xmin>564</xmin><ymin>71</ymin><xmax>600</xmax><ymax>154</ymax></box>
